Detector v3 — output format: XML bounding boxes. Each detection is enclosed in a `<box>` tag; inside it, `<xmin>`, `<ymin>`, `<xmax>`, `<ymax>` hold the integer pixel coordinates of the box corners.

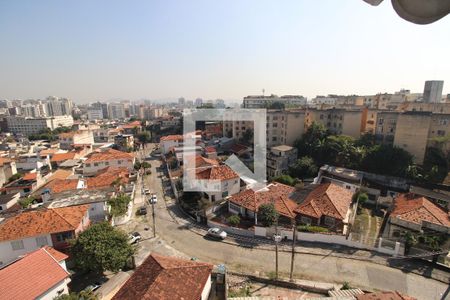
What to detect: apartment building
<box><xmin>306</xmin><ymin>108</ymin><xmax>363</xmax><ymax>138</ymax></box>
<box><xmin>87</xmin><ymin>108</ymin><xmax>104</xmax><ymax>120</ymax></box>
<box><xmin>58</xmin><ymin>130</ymin><xmax>94</xmax><ymax>150</ymax></box>
<box><xmin>376</xmin><ymin>111</ymin><xmax>450</xmax><ymax>163</ymax></box>
<box><xmin>423</xmin><ymin>80</ymin><xmax>444</xmax><ymax>103</ymax></box>
<box><xmin>83</xmin><ymin>148</ymin><xmax>135</xmax><ymax>175</ymax></box>
<box><xmin>243</xmin><ymin>94</ymin><xmax>306</xmax><ymax>108</ymax></box>
<box><xmin>5</xmin><ymin>115</ymin><xmax>74</xmax><ymax>135</ymax></box>
<box><xmin>267</xmin><ymin>145</ymin><xmax>298</xmax><ymax>178</ymax></box>
<box><xmin>107</xmin><ymin>103</ymin><xmax>126</xmax><ymax>119</ymax></box>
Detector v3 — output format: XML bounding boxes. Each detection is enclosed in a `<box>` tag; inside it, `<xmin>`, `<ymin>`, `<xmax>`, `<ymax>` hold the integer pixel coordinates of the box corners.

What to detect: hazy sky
<box><xmin>1</xmin><ymin>0</ymin><xmax>449</xmax><ymax>103</ymax></box>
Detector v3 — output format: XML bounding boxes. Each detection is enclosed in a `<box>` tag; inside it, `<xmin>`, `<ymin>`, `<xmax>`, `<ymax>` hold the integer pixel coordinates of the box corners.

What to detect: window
<box><xmin>300</xmin><ymin>216</ymin><xmax>312</xmax><ymax>225</ymax></box>
<box><xmin>118</xmin><ymin>160</ymin><xmax>122</xmax><ymax>165</ymax></box>
<box><xmin>222</xmin><ymin>191</ymin><xmax>229</xmax><ymax>198</ymax></box>
<box><xmin>55</xmin><ymin>232</ymin><xmax>73</xmax><ymax>243</ymax></box>
<box><xmin>324</xmin><ymin>216</ymin><xmax>335</xmax><ymax>227</ymax></box>
<box><xmin>11</xmin><ymin>240</ymin><xmax>24</xmax><ymax>251</ymax></box>
<box><xmin>94</xmin><ymin>163</ymin><xmax>99</xmax><ymax>167</ymax></box>
<box><xmin>272</xmin><ymin>137</ymin><xmax>277</xmax><ymax>141</ymax></box>
<box><xmin>86</xmin><ymin>163</ymin><xmax>91</xmax><ymax>167</ymax></box>
<box><xmin>229</xmin><ymin>202</ymin><xmax>241</xmax><ymax>213</ymax></box>
<box><xmin>36</xmin><ymin>236</ymin><xmax>48</xmax><ymax>247</ymax></box>
<box><xmin>437</xmin><ymin>130</ymin><xmax>446</xmax><ymax>136</ymax></box>
<box><xmin>105</xmin><ymin>162</ymin><xmax>109</xmax><ymax>166</ymax></box>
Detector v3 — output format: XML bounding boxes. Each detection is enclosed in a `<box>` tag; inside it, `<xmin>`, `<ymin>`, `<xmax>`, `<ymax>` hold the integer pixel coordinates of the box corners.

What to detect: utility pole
<box><xmin>273</xmin><ymin>219</ymin><xmax>281</xmax><ymax>281</ymax></box>
<box><xmin>151</xmin><ymin>199</ymin><xmax>156</xmax><ymax>238</ymax></box>
<box><xmin>289</xmin><ymin>219</ymin><xmax>297</xmax><ymax>282</ymax></box>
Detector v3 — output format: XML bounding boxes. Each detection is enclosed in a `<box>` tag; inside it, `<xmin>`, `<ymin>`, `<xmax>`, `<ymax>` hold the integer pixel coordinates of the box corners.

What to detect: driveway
<box><xmin>139</xmin><ymin>146</ymin><xmax>449</xmax><ymax>300</ymax></box>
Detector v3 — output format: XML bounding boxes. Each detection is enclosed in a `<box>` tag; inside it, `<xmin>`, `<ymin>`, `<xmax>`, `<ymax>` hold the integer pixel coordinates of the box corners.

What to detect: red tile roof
<box><xmin>229</xmin><ymin>182</ymin><xmax>296</xmax><ymax>218</ymax></box>
<box><xmin>85</xmin><ymin>148</ymin><xmax>134</xmax><ymax>163</ymax></box>
<box><xmin>43</xmin><ymin>246</ymin><xmax>69</xmax><ymax>262</ymax></box>
<box><xmin>121</xmin><ymin>121</ymin><xmax>142</xmax><ymax>129</ymax></box>
<box><xmin>204</xmin><ymin>146</ymin><xmax>217</xmax><ymax>153</ymax></box>
<box><xmin>39</xmin><ymin>149</ymin><xmax>59</xmax><ymax>156</ymax></box>
<box><xmin>160</xmin><ymin>134</ymin><xmax>183</xmax><ymax>142</ymax></box>
<box><xmin>391</xmin><ymin>193</ymin><xmax>450</xmax><ymax>227</ymax></box>
<box><xmin>0</xmin><ymin>205</ymin><xmax>89</xmax><ymax>242</ymax></box>
<box><xmin>22</xmin><ymin>172</ymin><xmax>37</xmax><ymax>181</ymax></box>
<box><xmin>0</xmin><ymin>247</ymin><xmax>70</xmax><ymax>300</ymax></box>
<box><xmin>295</xmin><ymin>183</ymin><xmax>353</xmax><ymax>220</ymax></box>
<box><xmin>0</xmin><ymin>157</ymin><xmax>13</xmax><ymax>166</ymax></box>
<box><xmin>185</xmin><ymin>155</ymin><xmax>219</xmax><ymax>169</ymax></box>
<box><xmin>356</xmin><ymin>291</ymin><xmax>416</xmax><ymax>300</ymax></box>
<box><xmin>196</xmin><ymin>165</ymin><xmax>239</xmax><ymax>181</ymax></box>
<box><xmin>51</xmin><ymin>152</ymin><xmax>76</xmax><ymax>162</ymax></box>
<box><xmin>43</xmin><ymin>178</ymin><xmax>79</xmax><ymax>194</ymax></box>
<box><xmin>86</xmin><ymin>167</ymin><xmax>130</xmax><ymax>189</ymax></box>
<box><xmin>112</xmin><ymin>253</ymin><xmax>212</xmax><ymax>300</ymax></box>
<box><xmin>230</xmin><ymin>143</ymin><xmax>249</xmax><ymax>154</ymax></box>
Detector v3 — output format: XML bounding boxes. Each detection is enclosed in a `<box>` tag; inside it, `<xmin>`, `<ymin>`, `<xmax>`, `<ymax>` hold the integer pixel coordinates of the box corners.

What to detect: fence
<box><xmin>254</xmin><ymin>226</ymin><xmax>404</xmax><ymax>257</ymax></box>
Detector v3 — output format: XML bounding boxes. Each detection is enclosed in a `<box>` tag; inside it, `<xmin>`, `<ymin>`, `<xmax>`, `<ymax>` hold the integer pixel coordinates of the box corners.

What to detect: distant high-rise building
<box><xmin>178</xmin><ymin>97</ymin><xmax>186</xmax><ymax>107</ymax></box>
<box><xmin>215</xmin><ymin>99</ymin><xmax>225</xmax><ymax>108</ymax></box>
<box><xmin>195</xmin><ymin>98</ymin><xmax>203</xmax><ymax>107</ymax></box>
<box><xmin>423</xmin><ymin>80</ymin><xmax>444</xmax><ymax>103</ymax></box>
<box><xmin>108</xmin><ymin>103</ymin><xmax>126</xmax><ymax>119</ymax></box>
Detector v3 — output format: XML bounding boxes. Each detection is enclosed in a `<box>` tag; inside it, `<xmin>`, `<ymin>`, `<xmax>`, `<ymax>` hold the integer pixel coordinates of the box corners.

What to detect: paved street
<box><xmin>134</xmin><ymin>145</ymin><xmax>449</xmax><ymax>300</ymax></box>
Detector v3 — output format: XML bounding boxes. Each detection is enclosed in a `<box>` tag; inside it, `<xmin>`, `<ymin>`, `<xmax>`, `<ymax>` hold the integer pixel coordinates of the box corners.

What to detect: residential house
<box><xmin>160</xmin><ymin>135</ymin><xmax>183</xmax><ymax>154</ymax></box>
<box><xmin>228</xmin><ymin>182</ymin><xmax>297</xmax><ymax>225</ymax></box>
<box><xmin>0</xmin><ymin>205</ymin><xmax>90</xmax><ymax>265</ymax></box>
<box><xmin>204</xmin><ymin>146</ymin><xmax>218</xmax><ymax>159</ymax></box>
<box><xmin>384</xmin><ymin>193</ymin><xmax>450</xmax><ymax>238</ymax></box>
<box><xmin>0</xmin><ymin>192</ymin><xmax>20</xmax><ymax>213</ymax></box>
<box><xmin>112</xmin><ymin>253</ymin><xmax>213</xmax><ymax>300</ymax></box>
<box><xmin>0</xmin><ymin>171</ymin><xmax>41</xmax><ymax>197</ymax></box>
<box><xmin>0</xmin><ymin>157</ymin><xmax>17</xmax><ymax>187</ymax></box>
<box><xmin>120</xmin><ymin>120</ymin><xmax>142</xmax><ymax>134</ymax></box>
<box><xmin>0</xmin><ymin>247</ymin><xmax>71</xmax><ymax>300</ymax></box>
<box><xmin>267</xmin><ymin>145</ymin><xmax>298</xmax><ymax>178</ymax></box>
<box><xmin>83</xmin><ymin>148</ymin><xmax>135</xmax><ymax>175</ymax></box>
<box><xmin>195</xmin><ymin>165</ymin><xmax>240</xmax><ymax>202</ymax></box>
<box><xmin>15</xmin><ymin>153</ymin><xmax>51</xmax><ymax>172</ymax></box>
<box><xmin>58</xmin><ymin>130</ymin><xmax>94</xmax><ymax>150</ymax></box>
<box><xmin>114</xmin><ymin>134</ymin><xmax>134</xmax><ymax>151</ymax></box>
<box><xmin>50</xmin><ymin>152</ymin><xmax>77</xmax><ymax>168</ymax></box>
<box><xmin>294</xmin><ymin>183</ymin><xmax>355</xmax><ymax>234</ymax></box>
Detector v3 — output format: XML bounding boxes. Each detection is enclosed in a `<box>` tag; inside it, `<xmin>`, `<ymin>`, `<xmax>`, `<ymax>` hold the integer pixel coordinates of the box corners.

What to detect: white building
<box><xmin>58</xmin><ymin>130</ymin><xmax>94</xmax><ymax>150</ymax></box>
<box><xmin>160</xmin><ymin>135</ymin><xmax>183</xmax><ymax>154</ymax></box>
<box><xmin>87</xmin><ymin>108</ymin><xmax>104</xmax><ymax>120</ymax></box>
<box><xmin>108</xmin><ymin>103</ymin><xmax>126</xmax><ymax>119</ymax></box>
<box><xmin>5</xmin><ymin>115</ymin><xmax>74</xmax><ymax>135</ymax></box>
<box><xmin>83</xmin><ymin>148</ymin><xmax>135</xmax><ymax>175</ymax></box>
<box><xmin>423</xmin><ymin>80</ymin><xmax>444</xmax><ymax>103</ymax></box>
<box><xmin>194</xmin><ymin>165</ymin><xmax>241</xmax><ymax>202</ymax></box>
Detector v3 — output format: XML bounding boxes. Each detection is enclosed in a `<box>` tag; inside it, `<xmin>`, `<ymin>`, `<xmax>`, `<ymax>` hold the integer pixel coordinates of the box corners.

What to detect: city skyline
<box><xmin>1</xmin><ymin>1</ymin><xmax>449</xmax><ymax>103</ymax></box>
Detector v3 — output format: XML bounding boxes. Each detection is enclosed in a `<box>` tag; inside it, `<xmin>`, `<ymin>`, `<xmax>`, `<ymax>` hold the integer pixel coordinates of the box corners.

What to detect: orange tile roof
<box><xmin>85</xmin><ymin>148</ymin><xmax>134</xmax><ymax>163</ymax></box>
<box><xmin>58</xmin><ymin>131</ymin><xmax>80</xmax><ymax>138</ymax></box>
<box><xmin>196</xmin><ymin>165</ymin><xmax>239</xmax><ymax>181</ymax></box>
<box><xmin>86</xmin><ymin>167</ymin><xmax>130</xmax><ymax>189</ymax></box>
<box><xmin>43</xmin><ymin>246</ymin><xmax>69</xmax><ymax>262</ymax></box>
<box><xmin>39</xmin><ymin>149</ymin><xmax>59</xmax><ymax>156</ymax></box>
<box><xmin>230</xmin><ymin>143</ymin><xmax>249</xmax><ymax>154</ymax></box>
<box><xmin>0</xmin><ymin>247</ymin><xmax>70</xmax><ymax>300</ymax></box>
<box><xmin>160</xmin><ymin>134</ymin><xmax>183</xmax><ymax>142</ymax></box>
<box><xmin>112</xmin><ymin>253</ymin><xmax>212</xmax><ymax>300</ymax></box>
<box><xmin>391</xmin><ymin>193</ymin><xmax>450</xmax><ymax>227</ymax></box>
<box><xmin>0</xmin><ymin>157</ymin><xmax>13</xmax><ymax>166</ymax></box>
<box><xmin>51</xmin><ymin>152</ymin><xmax>76</xmax><ymax>162</ymax></box>
<box><xmin>48</xmin><ymin>169</ymin><xmax>73</xmax><ymax>181</ymax></box>
<box><xmin>205</xmin><ymin>146</ymin><xmax>217</xmax><ymax>153</ymax></box>
<box><xmin>121</xmin><ymin>121</ymin><xmax>142</xmax><ymax>129</ymax></box>
<box><xmin>185</xmin><ymin>155</ymin><xmax>219</xmax><ymax>169</ymax></box>
<box><xmin>0</xmin><ymin>205</ymin><xmax>89</xmax><ymax>242</ymax></box>
<box><xmin>43</xmin><ymin>178</ymin><xmax>79</xmax><ymax>194</ymax></box>
<box><xmin>295</xmin><ymin>183</ymin><xmax>353</xmax><ymax>220</ymax></box>
<box><xmin>22</xmin><ymin>172</ymin><xmax>37</xmax><ymax>181</ymax></box>
<box><xmin>229</xmin><ymin>182</ymin><xmax>296</xmax><ymax>217</ymax></box>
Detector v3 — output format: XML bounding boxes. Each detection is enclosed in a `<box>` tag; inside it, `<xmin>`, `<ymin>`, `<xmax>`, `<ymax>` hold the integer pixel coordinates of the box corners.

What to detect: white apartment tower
<box><xmin>423</xmin><ymin>80</ymin><xmax>444</xmax><ymax>103</ymax></box>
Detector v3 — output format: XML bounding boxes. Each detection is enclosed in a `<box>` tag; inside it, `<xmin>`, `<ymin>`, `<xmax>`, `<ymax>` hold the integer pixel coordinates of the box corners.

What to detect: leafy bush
<box><xmin>273</xmin><ymin>175</ymin><xmax>297</xmax><ymax>186</ymax></box>
<box><xmin>227</xmin><ymin>215</ymin><xmax>240</xmax><ymax>227</ymax></box>
<box><xmin>19</xmin><ymin>196</ymin><xmax>36</xmax><ymax>208</ymax></box>
<box><xmin>258</xmin><ymin>203</ymin><xmax>279</xmax><ymax>227</ymax></box>
<box><xmin>107</xmin><ymin>194</ymin><xmax>131</xmax><ymax>217</ymax></box>
<box><xmin>298</xmin><ymin>225</ymin><xmax>329</xmax><ymax>233</ymax></box>
<box><xmin>7</xmin><ymin>173</ymin><xmax>22</xmax><ymax>183</ymax></box>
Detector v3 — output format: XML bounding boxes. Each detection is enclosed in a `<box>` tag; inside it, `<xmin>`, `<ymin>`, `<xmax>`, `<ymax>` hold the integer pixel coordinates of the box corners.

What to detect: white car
<box><xmin>207</xmin><ymin>227</ymin><xmax>227</xmax><ymax>240</ymax></box>
<box><xmin>150</xmin><ymin>194</ymin><xmax>157</xmax><ymax>204</ymax></box>
<box><xmin>129</xmin><ymin>232</ymin><xmax>142</xmax><ymax>244</ymax></box>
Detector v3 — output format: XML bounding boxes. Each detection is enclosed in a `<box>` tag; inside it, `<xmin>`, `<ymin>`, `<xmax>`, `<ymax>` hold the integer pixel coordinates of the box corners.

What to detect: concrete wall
<box><xmin>83</xmin><ymin>157</ymin><xmax>134</xmax><ymax>175</ymax></box>
<box><xmin>394</xmin><ymin>113</ymin><xmax>431</xmax><ymax>163</ymax></box>
<box><xmin>200</xmin><ymin>275</ymin><xmax>212</xmax><ymax>300</ymax></box>
<box><xmin>36</xmin><ymin>278</ymin><xmax>70</xmax><ymax>300</ymax></box>
<box><xmin>207</xmin><ymin>219</ymin><xmax>254</xmax><ymax>237</ymax></box>
<box><xmin>0</xmin><ymin>234</ymin><xmax>53</xmax><ymax>266</ymax></box>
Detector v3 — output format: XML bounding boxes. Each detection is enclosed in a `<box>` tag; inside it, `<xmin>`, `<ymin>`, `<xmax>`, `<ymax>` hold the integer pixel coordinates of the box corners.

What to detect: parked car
<box><xmin>129</xmin><ymin>232</ymin><xmax>142</xmax><ymax>244</ymax></box>
<box><xmin>206</xmin><ymin>227</ymin><xmax>227</xmax><ymax>240</ymax></box>
<box><xmin>138</xmin><ymin>206</ymin><xmax>147</xmax><ymax>215</ymax></box>
<box><xmin>143</xmin><ymin>188</ymin><xmax>151</xmax><ymax>195</ymax></box>
<box><xmin>83</xmin><ymin>278</ymin><xmax>107</xmax><ymax>293</ymax></box>
<box><xmin>150</xmin><ymin>194</ymin><xmax>157</xmax><ymax>204</ymax></box>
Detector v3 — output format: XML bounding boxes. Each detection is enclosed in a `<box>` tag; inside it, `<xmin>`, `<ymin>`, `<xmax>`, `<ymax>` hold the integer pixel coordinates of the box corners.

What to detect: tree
<box><xmin>267</xmin><ymin>101</ymin><xmax>285</xmax><ymax>110</ymax></box>
<box><xmin>356</xmin><ymin>192</ymin><xmax>368</xmax><ymax>206</ymax></box>
<box><xmin>361</xmin><ymin>144</ymin><xmax>413</xmax><ymax>177</ymax></box>
<box><xmin>7</xmin><ymin>173</ymin><xmax>22</xmax><ymax>183</ymax></box>
<box><xmin>241</xmin><ymin>129</ymin><xmax>254</xmax><ymax>144</ymax></box>
<box><xmin>19</xmin><ymin>196</ymin><xmax>35</xmax><ymax>208</ymax></box>
<box><xmin>355</xmin><ymin>133</ymin><xmax>377</xmax><ymax>147</ymax></box>
<box><xmin>227</xmin><ymin>215</ymin><xmax>240</xmax><ymax>227</ymax></box>
<box><xmin>137</xmin><ymin>131</ymin><xmax>151</xmax><ymax>144</ymax></box>
<box><xmin>273</xmin><ymin>175</ymin><xmax>297</xmax><ymax>186</ymax></box>
<box><xmin>258</xmin><ymin>203</ymin><xmax>279</xmax><ymax>227</ymax></box>
<box><xmin>294</xmin><ymin>123</ymin><xmax>329</xmax><ymax>163</ymax></box>
<box><xmin>54</xmin><ymin>290</ymin><xmax>98</xmax><ymax>300</ymax></box>
<box><xmin>321</xmin><ymin>135</ymin><xmax>363</xmax><ymax>168</ymax></box>
<box><xmin>288</xmin><ymin>156</ymin><xmax>318</xmax><ymax>180</ymax></box>
<box><xmin>71</xmin><ymin>222</ymin><xmax>134</xmax><ymax>273</ymax></box>
<box><xmin>107</xmin><ymin>194</ymin><xmax>131</xmax><ymax>217</ymax></box>
<box><xmin>422</xmin><ymin>147</ymin><xmax>448</xmax><ymax>183</ymax></box>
